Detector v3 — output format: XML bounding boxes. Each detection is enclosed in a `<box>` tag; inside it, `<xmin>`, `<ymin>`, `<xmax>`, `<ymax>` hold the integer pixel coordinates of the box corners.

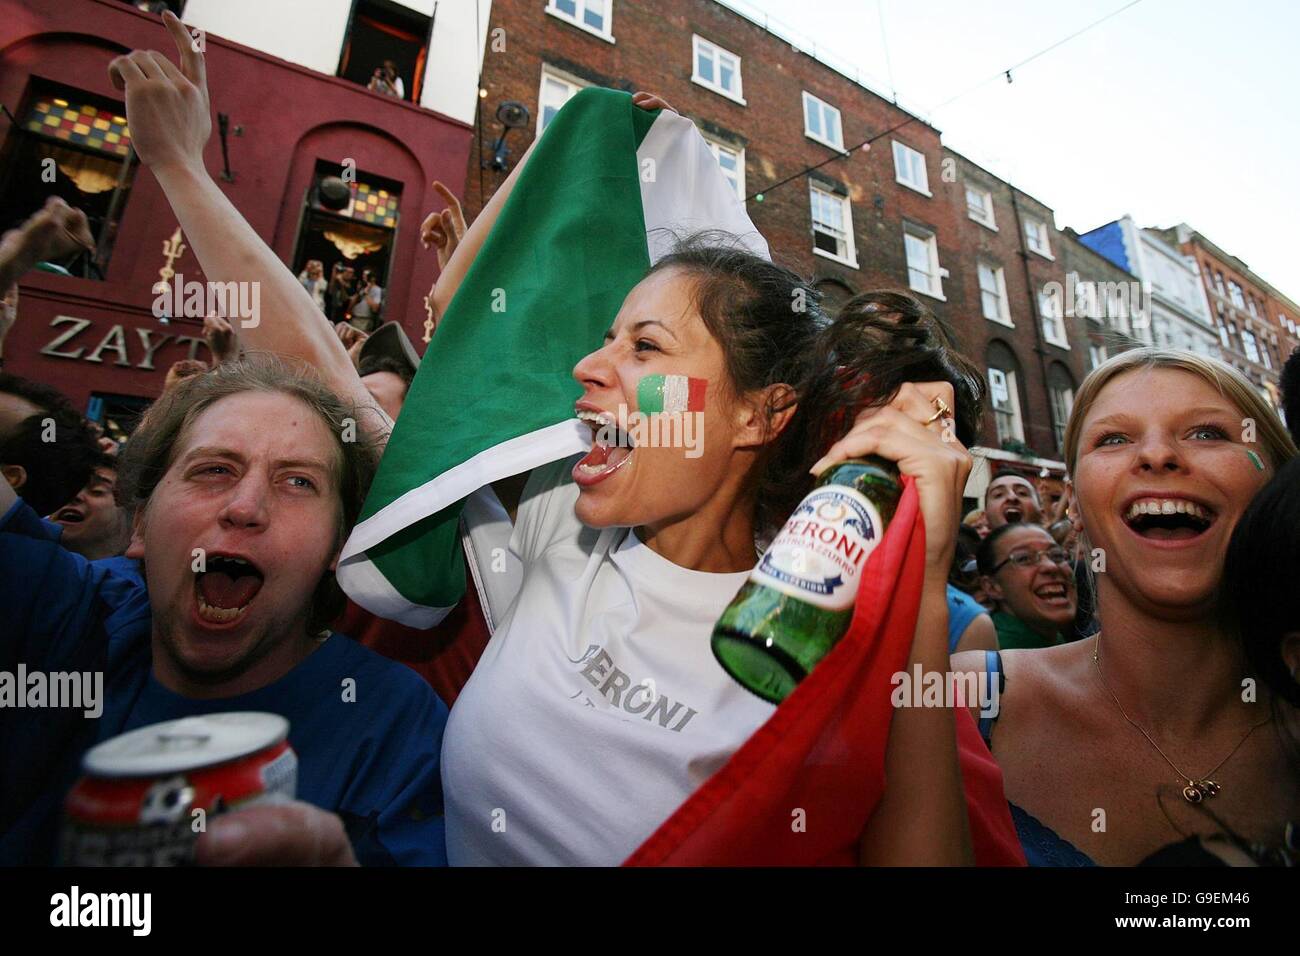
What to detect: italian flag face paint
<box><xmin>637</xmin><ymin>374</ymin><xmax>707</xmax><ymax>414</ymax></box>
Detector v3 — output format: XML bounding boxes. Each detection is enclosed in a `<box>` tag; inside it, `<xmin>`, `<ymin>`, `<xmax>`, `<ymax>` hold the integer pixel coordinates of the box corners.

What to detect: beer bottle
<box><xmin>712</xmin><ymin>456</ymin><xmax>902</xmax><ymax>703</ymax></box>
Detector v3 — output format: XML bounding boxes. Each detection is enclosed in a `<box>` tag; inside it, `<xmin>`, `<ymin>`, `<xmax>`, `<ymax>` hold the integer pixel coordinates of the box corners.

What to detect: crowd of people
<box><xmin>2</xmin><ymin>10</ymin><xmax>1297</xmax><ymax>867</ymax></box>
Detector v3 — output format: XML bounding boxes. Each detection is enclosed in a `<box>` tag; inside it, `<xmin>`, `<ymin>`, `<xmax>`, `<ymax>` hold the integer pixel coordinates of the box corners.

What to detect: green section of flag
<box><xmin>360</xmin><ymin>89</ymin><xmax>659</xmax><ymax>611</ymax></box>
<box><xmin>637</xmin><ymin>374</ymin><xmax>671</xmax><ymax>415</ymax></box>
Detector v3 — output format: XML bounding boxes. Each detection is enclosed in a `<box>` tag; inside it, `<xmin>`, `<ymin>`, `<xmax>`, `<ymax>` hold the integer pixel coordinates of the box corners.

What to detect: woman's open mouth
<box><xmin>573</xmin><ymin>409</ymin><xmax>635</xmax><ymax>486</ymax></box>
<box><xmin>193</xmin><ymin>554</ymin><xmax>265</xmax><ymax>624</ymax></box>
<box><xmin>1033</xmin><ymin>581</ymin><xmax>1073</xmax><ymax>608</ymax></box>
<box><xmin>1121</xmin><ymin>497</ymin><xmax>1215</xmax><ymax>542</ymax></box>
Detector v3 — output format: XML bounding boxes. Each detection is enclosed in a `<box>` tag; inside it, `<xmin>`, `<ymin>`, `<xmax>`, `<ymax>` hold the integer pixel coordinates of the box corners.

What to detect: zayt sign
<box><xmin>39</xmin><ymin>315</ymin><xmax>210</xmax><ymax>369</ymax></box>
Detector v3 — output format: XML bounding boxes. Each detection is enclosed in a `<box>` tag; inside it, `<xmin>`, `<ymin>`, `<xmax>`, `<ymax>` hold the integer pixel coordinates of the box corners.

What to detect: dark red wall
<box><xmin>0</xmin><ymin>0</ymin><xmax>471</xmax><ymax>409</ymax></box>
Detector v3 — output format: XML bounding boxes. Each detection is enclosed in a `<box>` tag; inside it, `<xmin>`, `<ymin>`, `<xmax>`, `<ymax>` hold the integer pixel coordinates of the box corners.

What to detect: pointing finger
<box><xmin>161</xmin><ymin>9</ymin><xmax>207</xmax><ymax>88</ymax></box>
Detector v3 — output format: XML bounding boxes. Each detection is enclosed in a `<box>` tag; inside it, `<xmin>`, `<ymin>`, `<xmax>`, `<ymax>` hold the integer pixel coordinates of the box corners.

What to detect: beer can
<box><xmin>61</xmin><ymin>712</ymin><xmax>297</xmax><ymax>866</ymax></box>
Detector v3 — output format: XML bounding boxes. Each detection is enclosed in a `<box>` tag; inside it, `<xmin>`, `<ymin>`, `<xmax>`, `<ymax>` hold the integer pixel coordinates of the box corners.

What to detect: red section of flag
<box><xmin>686</xmin><ymin>376</ymin><xmax>707</xmax><ymax>412</ymax></box>
<box><xmin>624</xmin><ymin>478</ymin><xmax>1025</xmax><ymax>867</ymax></box>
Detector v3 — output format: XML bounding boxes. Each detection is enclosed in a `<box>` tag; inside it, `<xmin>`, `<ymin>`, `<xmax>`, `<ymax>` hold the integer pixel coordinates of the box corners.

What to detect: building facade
<box><xmin>1077</xmin><ymin>215</ymin><xmax>1220</xmax><ymax>361</ymax></box>
<box><xmin>1156</xmin><ymin>224</ymin><xmax>1297</xmax><ymax>410</ymax></box>
<box><xmin>1057</xmin><ymin>226</ymin><xmax>1145</xmax><ymax>374</ymax></box>
<box><xmin>0</xmin><ymin>0</ymin><xmax>475</xmax><ymax>432</ymax></box>
<box><xmin>468</xmin><ymin>0</ymin><xmax>1093</xmax><ymax>477</ymax></box>
<box><xmin>943</xmin><ymin>150</ymin><xmax>1089</xmax><ymax>463</ymax></box>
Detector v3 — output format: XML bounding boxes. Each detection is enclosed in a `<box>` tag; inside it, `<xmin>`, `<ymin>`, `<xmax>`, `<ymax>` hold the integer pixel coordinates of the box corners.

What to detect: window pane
<box><xmin>905</xmin><ymin>232</ymin><xmax>931</xmax><ymax>290</ymax></box>
<box><xmin>825</xmin><ymin>108</ymin><xmax>841</xmax><ymax>146</ymax></box>
<box><xmin>905</xmin><ymin>233</ymin><xmax>929</xmax><ymax>271</ymax></box>
<box><xmin>979</xmin><ymin>266</ymin><xmax>1001</xmax><ymax>320</ymax></box>
<box><xmin>540</xmin><ymin>75</ymin><xmax>579</xmax><ymax>132</ymax></box>
<box><xmin>697</xmin><ymin>50</ymin><xmax>714</xmax><ymax>83</ymax></box>
<box><xmin>805</xmin><ymin>98</ymin><xmax>821</xmax><ymax>137</ymax></box>
<box><xmin>583</xmin><ymin>1</ymin><xmax>604</xmax><ymax>30</ymax></box>
<box><xmin>811</xmin><ymin>189</ymin><xmax>848</xmax><ymax>259</ymax></box>
<box><xmin>556</xmin><ymin>0</ymin><xmax>576</xmax><ymax>16</ymax></box>
<box><xmin>719</xmin><ymin>61</ymin><xmax>734</xmax><ymax>91</ymax></box>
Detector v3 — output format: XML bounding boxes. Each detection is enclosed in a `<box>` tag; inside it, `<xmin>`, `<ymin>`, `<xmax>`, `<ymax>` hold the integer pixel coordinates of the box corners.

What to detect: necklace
<box><xmin>1091</xmin><ymin>634</ymin><xmax>1271</xmax><ymax>804</ymax></box>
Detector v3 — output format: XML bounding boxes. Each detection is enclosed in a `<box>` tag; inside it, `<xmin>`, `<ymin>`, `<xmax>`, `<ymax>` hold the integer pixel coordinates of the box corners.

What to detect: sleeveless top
<box><xmin>945</xmin><ymin>585</ymin><xmax>986</xmax><ymax>654</ymax></box>
<box><xmin>980</xmin><ymin>651</ymin><xmax>1096</xmax><ymax>867</ymax></box>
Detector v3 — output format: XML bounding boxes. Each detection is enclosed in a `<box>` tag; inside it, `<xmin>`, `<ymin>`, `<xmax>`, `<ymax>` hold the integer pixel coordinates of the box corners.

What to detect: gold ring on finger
<box><xmin>924</xmin><ymin>396</ymin><xmax>952</xmax><ymax>426</ymax></box>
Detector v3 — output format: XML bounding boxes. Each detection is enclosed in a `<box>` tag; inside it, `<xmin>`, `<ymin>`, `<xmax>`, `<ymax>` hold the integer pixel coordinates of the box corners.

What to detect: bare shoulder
<box><xmin>951</xmin><ymin>640</ymin><xmax>1097</xmax><ymax>739</ymax></box>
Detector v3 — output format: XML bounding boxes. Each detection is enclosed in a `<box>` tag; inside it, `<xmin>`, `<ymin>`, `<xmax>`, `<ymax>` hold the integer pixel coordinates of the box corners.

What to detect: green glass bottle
<box><xmin>711</xmin><ymin>457</ymin><xmax>902</xmax><ymax>704</ymax></box>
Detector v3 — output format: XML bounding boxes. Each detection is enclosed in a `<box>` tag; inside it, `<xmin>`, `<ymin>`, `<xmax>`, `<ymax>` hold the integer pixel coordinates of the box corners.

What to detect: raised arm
<box><xmin>813</xmin><ymin>381</ymin><xmax>975</xmax><ymax>865</ymax></box>
<box><xmin>428</xmin><ymin>140</ymin><xmax>536</xmax><ymax>321</ymax></box>
<box><xmin>109</xmin><ymin>12</ymin><xmax>388</xmax><ymax>436</ymax></box>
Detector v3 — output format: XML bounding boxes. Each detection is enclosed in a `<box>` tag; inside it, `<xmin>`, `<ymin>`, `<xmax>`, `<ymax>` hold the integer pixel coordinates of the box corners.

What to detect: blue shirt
<box><xmin>0</xmin><ymin>497</ymin><xmax>448</xmax><ymax>866</ymax></box>
<box><xmin>945</xmin><ymin>585</ymin><xmax>988</xmax><ymax>654</ymax></box>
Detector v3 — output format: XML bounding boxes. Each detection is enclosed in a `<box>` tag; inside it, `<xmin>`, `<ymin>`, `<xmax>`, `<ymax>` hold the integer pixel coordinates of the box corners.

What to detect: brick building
<box><xmin>943</xmin><ymin>151</ymin><xmax>1089</xmax><ymax>462</ymax></box>
<box><xmin>0</xmin><ymin>0</ymin><xmax>475</xmax><ymax>432</ymax></box>
<box><xmin>468</xmin><ymin>0</ymin><xmax>1093</xmax><ymax>474</ymax></box>
<box><xmin>1156</xmin><ymin>224</ymin><xmax>1298</xmax><ymax>410</ymax></box>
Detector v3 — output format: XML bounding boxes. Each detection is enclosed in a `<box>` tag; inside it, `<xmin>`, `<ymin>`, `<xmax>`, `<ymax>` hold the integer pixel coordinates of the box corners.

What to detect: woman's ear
<box><xmin>981</xmin><ymin>574</ymin><xmax>1003</xmax><ymax>604</ymax></box>
<box><xmin>1065</xmin><ymin>480</ymin><xmax>1085</xmax><ymax>536</ymax></box>
<box><xmin>732</xmin><ymin>383</ymin><xmax>797</xmax><ymax>451</ymax></box>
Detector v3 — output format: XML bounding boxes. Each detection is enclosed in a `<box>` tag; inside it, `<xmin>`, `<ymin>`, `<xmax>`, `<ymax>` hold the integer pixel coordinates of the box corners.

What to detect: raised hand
<box><xmin>202</xmin><ymin>313</ymin><xmax>239</xmax><ymax>364</ymax></box>
<box><xmin>631</xmin><ymin>91</ymin><xmax>678</xmax><ymax>113</ymax></box>
<box><xmin>810</xmin><ymin>380</ymin><xmax>970</xmax><ymax>573</ymax></box>
<box><xmin>335</xmin><ymin>320</ymin><xmax>369</xmax><ymax>367</ymax></box>
<box><xmin>107</xmin><ymin>9</ymin><xmax>210</xmax><ymax>175</ymax></box>
<box><xmin>163</xmin><ymin>358</ymin><xmax>209</xmax><ymax>392</ymax></box>
<box><xmin>419</xmin><ymin>181</ymin><xmax>468</xmax><ymax>271</ymax></box>
<box><xmin>0</xmin><ymin>196</ymin><xmax>95</xmax><ymax>292</ymax></box>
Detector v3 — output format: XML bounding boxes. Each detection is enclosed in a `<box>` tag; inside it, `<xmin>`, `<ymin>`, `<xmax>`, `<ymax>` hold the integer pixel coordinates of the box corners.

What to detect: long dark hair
<box><xmin>650</xmin><ymin>236</ymin><xmax>985</xmax><ymax>535</ymax></box>
<box><xmin>1221</xmin><ymin>455</ymin><xmax>1300</xmax><ymax>709</ymax></box>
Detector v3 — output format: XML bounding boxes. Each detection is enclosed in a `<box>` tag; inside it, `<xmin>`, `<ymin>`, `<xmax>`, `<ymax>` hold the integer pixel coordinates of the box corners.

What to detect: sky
<box><xmin>719</xmin><ymin>0</ymin><xmax>1300</xmax><ymax>303</ymax></box>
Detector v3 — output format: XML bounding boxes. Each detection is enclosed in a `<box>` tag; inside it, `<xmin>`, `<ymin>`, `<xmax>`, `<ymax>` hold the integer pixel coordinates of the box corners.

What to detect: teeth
<box><xmin>1125</xmin><ymin>498</ymin><xmax>1209</xmax><ymax>521</ymax></box>
<box><xmin>575</xmin><ymin>409</ymin><xmax>615</xmax><ymax>427</ymax></box>
<box><xmin>196</xmin><ymin>592</ymin><xmax>247</xmax><ymax>622</ymax></box>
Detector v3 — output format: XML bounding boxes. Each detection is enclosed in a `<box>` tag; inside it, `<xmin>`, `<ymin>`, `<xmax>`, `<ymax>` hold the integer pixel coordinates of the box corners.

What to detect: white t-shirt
<box><xmin>442</xmin><ymin>455</ymin><xmax>775</xmax><ymax>865</ymax></box>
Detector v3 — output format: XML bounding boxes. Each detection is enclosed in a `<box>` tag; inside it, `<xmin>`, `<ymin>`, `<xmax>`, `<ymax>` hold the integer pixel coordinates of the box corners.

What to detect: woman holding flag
<box><xmin>109</xmin><ymin>12</ymin><xmax>1006</xmax><ymax>866</ymax></box>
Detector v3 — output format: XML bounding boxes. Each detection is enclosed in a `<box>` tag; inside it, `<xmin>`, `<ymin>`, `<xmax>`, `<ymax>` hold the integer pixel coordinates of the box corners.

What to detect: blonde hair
<box><xmin>1062</xmin><ymin>348</ymin><xmax>1297</xmax><ymax>477</ymax></box>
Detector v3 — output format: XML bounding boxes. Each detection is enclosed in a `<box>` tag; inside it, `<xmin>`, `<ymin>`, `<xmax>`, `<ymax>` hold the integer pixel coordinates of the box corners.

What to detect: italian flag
<box><xmin>638</xmin><ymin>374</ymin><xmax>708</xmax><ymax>414</ymax></box>
<box><xmin>337</xmin><ymin>88</ymin><xmax>767</xmax><ymax>625</ymax></box>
